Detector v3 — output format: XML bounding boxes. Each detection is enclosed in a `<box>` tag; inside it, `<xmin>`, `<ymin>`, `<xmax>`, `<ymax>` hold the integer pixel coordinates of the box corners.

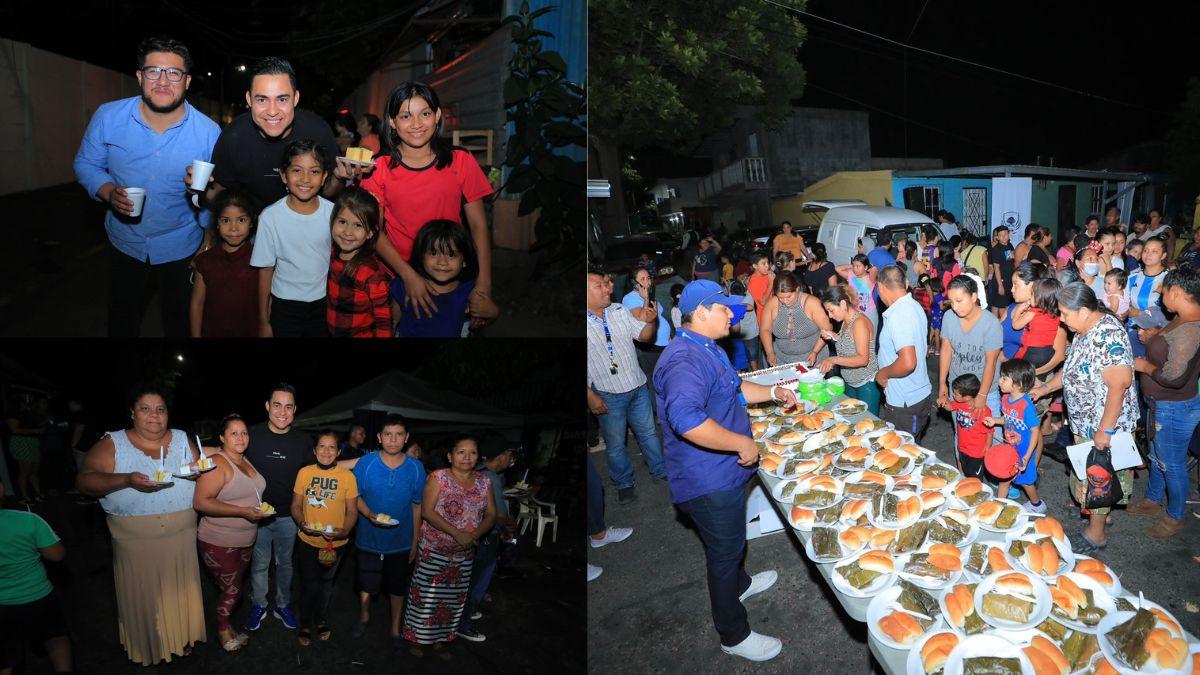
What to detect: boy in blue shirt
<box><xmin>337</xmin><ymin>414</ymin><xmax>426</xmax><ymax>653</ymax></box>
<box><xmin>984</xmin><ymin>359</ymin><xmax>1045</xmax><ymax>513</ymax></box>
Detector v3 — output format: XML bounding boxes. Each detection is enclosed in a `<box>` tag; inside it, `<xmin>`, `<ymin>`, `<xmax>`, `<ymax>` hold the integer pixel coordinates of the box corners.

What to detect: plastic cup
<box><xmin>190</xmin><ymin>160</ymin><xmax>215</xmax><ymax>191</ymax></box>
<box><xmin>813</xmin><ymin>390</ymin><xmax>832</xmax><ymax>407</ymax></box>
<box><xmin>124</xmin><ymin>187</ymin><xmax>146</xmax><ymax>217</ymax></box>
<box><xmin>826</xmin><ymin>377</ymin><xmax>846</xmax><ymax>397</ymax></box>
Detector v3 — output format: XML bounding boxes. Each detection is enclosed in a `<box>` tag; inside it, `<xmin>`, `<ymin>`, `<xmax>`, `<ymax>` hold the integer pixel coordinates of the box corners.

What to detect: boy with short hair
<box><xmin>985</xmin><ymin>359</ymin><xmax>1045</xmax><ymax>513</ymax></box>
<box><xmin>946</xmin><ymin>373</ymin><xmax>993</xmax><ymax>478</ymax></box>
<box><xmin>337</xmin><ymin>414</ymin><xmax>425</xmax><ymax>654</ymax></box>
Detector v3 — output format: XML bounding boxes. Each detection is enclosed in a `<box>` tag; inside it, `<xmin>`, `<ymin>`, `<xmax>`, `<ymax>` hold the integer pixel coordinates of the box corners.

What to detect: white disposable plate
<box><xmin>943</xmin><ymin>633</ymin><xmax>1036</xmax><ymax>675</ymax></box>
<box><xmin>1097</xmin><ymin>610</ymin><xmax>1192</xmax><ymax>675</ymax></box>
<box><xmin>844</xmin><ymin>470</ymin><xmax>896</xmax><ymax>491</ymax></box>
<box><xmin>868</xmin><ymin>490</ymin><xmax>921</xmax><ymax>530</ymax></box>
<box><xmin>1046</xmin><ymin>572</ymin><xmax>1117</xmax><ymax>635</ymax></box>
<box><xmin>144</xmin><ymin>479</ymin><xmax>174</xmax><ymax>487</ymax></box>
<box><xmin>774</xmin><ymin>455</ymin><xmax>825</xmax><ymax>480</ymax></box>
<box><xmin>867</xmin><ymin>584</ymin><xmax>946</xmax><ymax>651</ymax></box>
<box><xmin>831</xmin><ymin>550</ymin><xmax>897</xmax><ymax>598</ymax></box>
<box><xmin>775</xmin><ymin>399</ymin><xmax>818</xmax><ymax>416</ymax></box>
<box><xmin>906</xmin><ymin>629</ymin><xmax>961</xmax><ymax>675</ymax></box>
<box><xmin>1005</xmin><ymin>535</ymin><xmax>1075</xmax><ymax>580</ymax></box>
<box><xmin>372</xmin><ymin>516</ymin><xmax>399</xmax><ymax>527</ymax></box>
<box><xmin>948</xmin><ymin>483</ymin><xmax>995</xmax><ymax>512</ymax></box>
<box><xmin>834</xmin><ymin>450</ymin><xmax>876</xmax><ymax>472</ymax></box>
<box><xmin>960</xmin><ymin>542</ymin><xmax>1008</xmax><ymax>583</ymax></box>
<box><xmin>788</xmin><ymin>473</ymin><xmax>845</xmax><ymax>509</ymax></box>
<box><xmin>302</xmin><ymin>524</ymin><xmax>336</xmax><ymax>535</ymax></box>
<box><xmin>806</xmin><ymin>528</ymin><xmax>867</xmax><ymax>564</ymax></box>
<box><xmin>833</xmin><ymin>398</ymin><xmax>870</xmax><ymax>416</ymax></box>
<box><xmin>336</xmin><ymin>156</ymin><xmax>373</xmax><ymax>168</ymax></box>
<box><xmin>974</xmin><ymin>570</ymin><xmax>1052</xmax><ymax>631</ymax></box>
<box><xmin>974</xmin><ymin>498</ymin><xmax>1030</xmax><ymax>533</ymax></box>
<box><xmin>926</xmin><ymin>514</ymin><xmax>980</xmax><ymax>549</ymax></box>
<box><xmin>986</xmin><ymin>627</ymin><xmax>1057</xmax><ymax>648</ymax></box>
<box><xmin>171</xmin><ymin>469</ymin><xmax>196</xmax><ymax>478</ymax></box>
<box><xmin>895</xmin><ymin>550</ymin><xmax>963</xmax><ymax>591</ymax></box>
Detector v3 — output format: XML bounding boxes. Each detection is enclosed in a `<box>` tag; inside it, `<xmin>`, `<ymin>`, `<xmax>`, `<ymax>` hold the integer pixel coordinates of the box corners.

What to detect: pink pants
<box><xmin>199</xmin><ymin>541</ymin><xmax>252</xmax><ymax>632</ymax></box>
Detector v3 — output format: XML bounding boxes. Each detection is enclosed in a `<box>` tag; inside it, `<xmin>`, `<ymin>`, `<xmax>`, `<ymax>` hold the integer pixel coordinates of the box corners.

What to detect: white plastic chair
<box><xmin>516</xmin><ymin>497</ymin><xmax>536</xmax><ymax>535</ymax></box>
<box><xmin>532</xmin><ymin>497</ymin><xmax>558</xmax><ymax>547</ymax></box>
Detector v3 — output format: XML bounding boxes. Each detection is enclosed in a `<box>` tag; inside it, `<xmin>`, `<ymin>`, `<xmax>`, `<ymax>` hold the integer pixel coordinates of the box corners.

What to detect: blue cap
<box><xmin>679</xmin><ymin>280</ymin><xmax>746</xmax><ymax>315</ymax></box>
<box><xmin>728</xmin><ymin>303</ymin><xmax>748</xmax><ymax>326</ymax></box>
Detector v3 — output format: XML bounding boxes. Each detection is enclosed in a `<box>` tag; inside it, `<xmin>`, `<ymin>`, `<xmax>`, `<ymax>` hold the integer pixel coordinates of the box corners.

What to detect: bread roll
<box><xmin>1056</xmin><ymin>575</ymin><xmax>1086</xmax><ymax>609</ymax></box>
<box><xmin>921</xmin><ymin>491</ymin><xmax>945</xmax><ymax>511</ymax></box>
<box><xmin>1026</xmin><ymin>636</ymin><xmax>1068</xmax><ymax>675</ymax></box>
<box><xmin>942</xmin><ymin>509</ymin><xmax>969</xmax><ymax>527</ymax></box>
<box><xmin>842</xmin><ymin>445</ymin><xmax>871</xmax><ymax>461</ymax></box>
<box><xmin>956</xmin><ymin>478</ymin><xmax>983</xmax><ymax>498</ymax></box>
<box><xmin>839</xmin><ymin>526</ymin><xmax>870</xmax><ymax>551</ymax></box>
<box><xmin>928</xmin><ymin>543</ymin><xmax>961</xmax><ymax>559</ymax></box>
<box><xmin>921</xmin><ymin>475</ymin><xmax>947</xmax><ymax>491</ymax></box>
<box><xmin>896</xmin><ymin>443</ymin><xmax>922</xmax><ymax>459</ymax></box>
<box><xmin>1146</xmin><ymin>628</ymin><xmax>1188</xmax><ymax>670</ymax></box>
<box><xmin>973</xmin><ymin>501</ymin><xmax>1002</xmax><ymax>524</ymax></box>
<box><xmin>1038</xmin><ymin>540</ymin><xmax>1059</xmax><ymax>575</ymax></box>
<box><xmin>859</xmin><ymin>550</ymin><xmax>894</xmax><ymax>573</ymax></box>
<box><xmin>878</xmin><ymin>611</ymin><xmax>922</xmax><ymax>645</ymax></box>
<box><xmin>791</xmin><ymin>507</ymin><xmax>815</xmax><ymax>528</ymax></box>
<box><xmin>1034</xmin><ymin>517</ymin><xmax>1065</xmax><ymax>541</ymax></box>
<box><xmin>995</xmin><ymin>572</ymin><xmax>1033</xmax><ymax>596</ymax></box>
<box><xmin>1024</xmin><ymin>645</ymin><xmax>1066</xmax><ymax>675</ymax></box>
<box><xmin>841</xmin><ymin>499</ymin><xmax>869</xmax><ymax>522</ymax></box>
<box><xmin>870</xmin><ymin>528</ymin><xmax>896</xmax><ymax>548</ymax></box>
<box><xmin>879</xmin><ymin>431</ymin><xmax>902</xmax><ymax>450</ymax></box>
<box><xmin>860</xmin><ymin>471</ymin><xmax>888</xmax><ymax>486</ymax></box>
<box><xmin>927</xmin><ymin>553</ymin><xmax>962</xmax><ymax>572</ymax></box>
<box><xmin>988</xmin><ymin>546</ymin><xmax>1013</xmax><ymax>572</ymax></box>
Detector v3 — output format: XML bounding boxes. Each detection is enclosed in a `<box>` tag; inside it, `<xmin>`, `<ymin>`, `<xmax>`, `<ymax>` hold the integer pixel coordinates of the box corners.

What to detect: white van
<box><xmin>807</xmin><ymin>201</ymin><xmax>937</xmax><ymax>266</ymax></box>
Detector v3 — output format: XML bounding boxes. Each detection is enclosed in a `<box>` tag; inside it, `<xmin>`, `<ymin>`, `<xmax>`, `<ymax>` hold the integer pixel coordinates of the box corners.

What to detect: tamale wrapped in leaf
<box><xmin>812</xmin><ymin>526</ymin><xmax>842</xmax><ymax>559</ymax></box>
<box><xmin>888</xmin><ymin>521</ymin><xmax>929</xmax><ymax>554</ymax></box>
<box><xmin>875</xmin><ymin>492</ymin><xmax>900</xmax><ymax>522</ymax></box>
<box><xmin>959</xmin><ymin>490</ymin><xmax>988</xmax><ymax>508</ymax></box>
<box><xmin>815</xmin><ymin>506</ymin><xmax>841</xmax><ymax>525</ymax></box>
<box><xmin>780</xmin><ymin>480</ymin><xmax>799</xmax><ymax>501</ymax></box>
<box><xmin>881</xmin><ymin>458</ymin><xmax>910</xmax><ymax>476</ymax></box>
<box><xmin>1113</xmin><ymin>597</ymin><xmax>1137</xmax><ymax>613</ymax></box>
<box><xmin>963</xmin><ymin>610</ymin><xmax>990</xmax><ymax>635</ymax></box>
<box><xmin>964</xmin><ymin>545</ymin><xmax>991</xmax><ymax>575</ymax></box>
<box><xmin>994</xmin><ymin>504</ymin><xmax>1022</xmax><ymax>529</ymax></box>
<box><xmin>1107</xmin><ymin>608</ymin><xmax>1155</xmax><ymax>668</ymax></box>
<box><xmin>981</xmin><ymin>593</ymin><xmax>1033</xmax><ymax>623</ymax></box>
<box><xmin>1035</xmin><ymin>617</ymin><xmax>1070</xmax><ymax>642</ymax></box>
<box><xmin>835</xmin><ymin>560</ymin><xmax>883</xmax><ymax>590</ymax></box>
<box><xmin>1007</xmin><ymin>540</ymin><xmax>1029</xmax><ymax>559</ymax></box>
<box><xmin>792</xmin><ymin>489</ymin><xmax>835</xmax><ymax>507</ymax></box>
<box><xmin>896</xmin><ymin>579</ymin><xmax>940</xmax><ymax>626</ymax></box>
<box><xmin>960</xmin><ymin>657</ymin><xmax>1022</xmax><ymax>675</ymax></box>
<box><xmin>1078</xmin><ymin>604</ymin><xmax>1106</xmax><ymax>626</ymax></box>
<box><xmin>1062</xmin><ymin>631</ymin><xmax>1099</xmax><ymax>671</ymax></box>
<box><xmin>904</xmin><ymin>553</ymin><xmax>954</xmax><ymax>580</ymax></box>
<box><xmin>924</xmin><ymin>463</ymin><xmax>961</xmax><ymax>484</ymax></box>
<box><xmin>928</xmin><ymin>516</ymin><xmax>970</xmax><ymax>544</ymax></box>
<box><xmin>845</xmin><ymin>482</ymin><xmax>883</xmax><ymax>498</ymax></box>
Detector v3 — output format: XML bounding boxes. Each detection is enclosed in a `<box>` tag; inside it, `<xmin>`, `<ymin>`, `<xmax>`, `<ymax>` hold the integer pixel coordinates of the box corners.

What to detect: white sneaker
<box><xmin>738</xmin><ymin>570</ymin><xmax>778</xmax><ymax>603</ymax></box>
<box><xmin>589</xmin><ymin>527</ymin><xmax>633</xmax><ymax>548</ymax></box>
<box><xmin>587</xmin><ymin>564</ymin><xmax>603</xmax><ymax>581</ymax></box>
<box><xmin>588</xmin><ymin>440</ymin><xmax>605</xmax><ymax>453</ymax></box>
<box><xmin>1022</xmin><ymin>500</ymin><xmax>1048</xmax><ymax>514</ymax></box>
<box><xmin>721</xmin><ymin>631</ymin><xmax>782</xmax><ymax>662</ymax></box>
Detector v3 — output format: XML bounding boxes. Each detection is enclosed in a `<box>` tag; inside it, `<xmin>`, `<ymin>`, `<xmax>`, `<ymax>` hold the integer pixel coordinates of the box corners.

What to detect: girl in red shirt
<box><xmin>190</xmin><ymin>190</ymin><xmax>259</xmax><ymax>337</ymax></box>
<box><xmin>359</xmin><ymin>82</ymin><xmax>495</xmax><ymax>323</ymax></box>
<box><xmin>1012</xmin><ymin>277</ymin><xmax>1061</xmax><ymax>368</ymax></box>
<box><xmin>326</xmin><ymin>187</ymin><xmax>391</xmax><ymax>337</ymax></box>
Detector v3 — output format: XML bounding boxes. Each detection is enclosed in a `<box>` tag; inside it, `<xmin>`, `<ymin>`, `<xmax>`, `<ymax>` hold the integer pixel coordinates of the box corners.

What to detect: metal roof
<box><xmin>893</xmin><ymin>165</ymin><xmax>1151</xmax><ymax>182</ymax></box>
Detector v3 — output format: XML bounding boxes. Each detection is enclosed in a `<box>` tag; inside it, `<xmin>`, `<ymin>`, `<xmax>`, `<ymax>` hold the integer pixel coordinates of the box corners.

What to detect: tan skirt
<box><xmin>107</xmin><ymin>509</ymin><xmax>207</xmax><ymax>665</ymax></box>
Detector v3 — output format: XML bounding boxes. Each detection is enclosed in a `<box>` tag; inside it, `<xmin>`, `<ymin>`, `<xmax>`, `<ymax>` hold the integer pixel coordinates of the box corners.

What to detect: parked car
<box><xmin>808</xmin><ymin>202</ymin><xmax>936</xmax><ymax>266</ymax></box>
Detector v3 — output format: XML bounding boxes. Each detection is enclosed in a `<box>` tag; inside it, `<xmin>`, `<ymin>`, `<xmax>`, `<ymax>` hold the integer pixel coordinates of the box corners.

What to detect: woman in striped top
<box><xmin>1127</xmin><ymin>237</ymin><xmax>1169</xmax><ymax>358</ymax></box>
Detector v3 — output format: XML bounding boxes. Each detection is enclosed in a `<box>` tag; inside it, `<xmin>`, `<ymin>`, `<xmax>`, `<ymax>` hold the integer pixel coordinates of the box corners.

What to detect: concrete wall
<box><xmin>0</xmin><ymin>38</ymin><xmax>226</xmax><ymax>197</ymax></box>
<box><xmin>891</xmin><ymin>177</ymin><xmax>993</xmax><ymax>229</ymax></box>
<box><xmin>762</xmin><ymin>108</ymin><xmax>872</xmax><ymax>197</ymax></box>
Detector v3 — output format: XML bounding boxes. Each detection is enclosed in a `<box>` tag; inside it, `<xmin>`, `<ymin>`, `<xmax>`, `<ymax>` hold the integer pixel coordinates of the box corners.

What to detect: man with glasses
<box><xmin>653</xmin><ymin>279</ymin><xmax>798</xmax><ymax>662</ymax></box>
<box><xmin>586</xmin><ymin>263</ymin><xmax>667</xmax><ymax>504</ymax></box>
<box><xmin>73</xmin><ymin>36</ymin><xmax>220</xmax><ymax>337</ymax></box>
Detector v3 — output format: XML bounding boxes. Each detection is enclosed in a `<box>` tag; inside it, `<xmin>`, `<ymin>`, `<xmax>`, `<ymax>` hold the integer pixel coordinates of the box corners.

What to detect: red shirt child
<box><xmin>327</xmin><ymin>252</ymin><xmax>392</xmax><ymax>337</ymax></box>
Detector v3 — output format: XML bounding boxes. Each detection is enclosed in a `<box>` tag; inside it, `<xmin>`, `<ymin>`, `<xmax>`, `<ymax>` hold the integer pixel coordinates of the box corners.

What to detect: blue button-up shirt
<box><xmin>653</xmin><ymin>328</ymin><xmax>754</xmax><ymax>504</ymax></box>
<box><xmin>74</xmin><ymin>97</ymin><xmax>221</xmax><ymax>264</ymax></box>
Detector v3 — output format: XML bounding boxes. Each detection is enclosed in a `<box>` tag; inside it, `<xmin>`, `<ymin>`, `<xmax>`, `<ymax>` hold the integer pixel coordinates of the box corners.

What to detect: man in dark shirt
<box><xmin>243</xmin><ymin>382</ymin><xmax>312</xmax><ymax>632</ymax></box>
<box><xmin>340</xmin><ymin>424</ymin><xmax>367</xmax><ymax>459</ymax></box>
<box><xmin>988</xmin><ymin>225</ymin><xmax>1016</xmax><ymax>318</ymax></box>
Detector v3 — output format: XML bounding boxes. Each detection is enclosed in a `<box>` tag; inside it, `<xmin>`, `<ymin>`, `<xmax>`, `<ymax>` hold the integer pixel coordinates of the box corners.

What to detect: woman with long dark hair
<box><xmin>760</xmin><ymin>272</ymin><xmax>833</xmax><ymax>367</ymax></box>
<box><xmin>360</xmin><ymin>82</ymin><xmax>495</xmax><ymax>322</ymax></box>
<box><xmin>801</xmin><ymin>242</ymin><xmax>837</xmax><ymax>295</ymax></box>
<box><xmin>817</xmin><ymin>285</ymin><xmax>879</xmax><ymax>413</ymax></box>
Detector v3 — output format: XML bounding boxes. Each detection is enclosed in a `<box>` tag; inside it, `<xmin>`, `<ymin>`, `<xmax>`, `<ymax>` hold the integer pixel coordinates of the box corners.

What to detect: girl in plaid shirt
<box><xmin>326</xmin><ymin>187</ymin><xmax>391</xmax><ymax>337</ymax></box>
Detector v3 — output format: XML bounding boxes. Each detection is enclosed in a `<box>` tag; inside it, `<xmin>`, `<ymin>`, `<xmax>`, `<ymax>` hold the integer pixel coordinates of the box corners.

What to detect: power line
<box><xmin>759</xmin><ymin>0</ymin><xmax>1159</xmax><ymax>114</ymax></box>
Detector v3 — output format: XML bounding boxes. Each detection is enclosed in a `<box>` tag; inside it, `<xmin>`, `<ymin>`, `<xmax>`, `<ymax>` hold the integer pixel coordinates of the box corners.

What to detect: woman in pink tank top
<box><xmin>193</xmin><ymin>415</ymin><xmax>268</xmax><ymax>652</ymax></box>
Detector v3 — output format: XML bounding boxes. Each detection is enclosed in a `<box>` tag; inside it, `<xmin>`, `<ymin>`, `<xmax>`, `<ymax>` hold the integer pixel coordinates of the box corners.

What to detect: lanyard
<box><xmin>680</xmin><ymin>332</ymin><xmax>746</xmax><ymax>407</ymax></box>
<box><xmin>587</xmin><ymin>310</ymin><xmax>619</xmax><ymax>374</ymax></box>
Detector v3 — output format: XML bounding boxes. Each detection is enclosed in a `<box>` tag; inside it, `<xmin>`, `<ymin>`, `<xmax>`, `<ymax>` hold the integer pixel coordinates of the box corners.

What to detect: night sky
<box><xmin>796</xmin><ymin>0</ymin><xmax>1197</xmax><ymax>168</ymax></box>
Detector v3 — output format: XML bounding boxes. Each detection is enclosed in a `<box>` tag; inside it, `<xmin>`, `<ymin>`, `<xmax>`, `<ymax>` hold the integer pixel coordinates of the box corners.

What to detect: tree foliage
<box><xmin>590</xmin><ymin>0</ymin><xmax>808</xmax><ymax>151</ymax></box>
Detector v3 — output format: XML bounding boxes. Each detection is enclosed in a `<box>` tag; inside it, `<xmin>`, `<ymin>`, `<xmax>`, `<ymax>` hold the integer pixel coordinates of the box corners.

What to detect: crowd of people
<box><xmin>587</xmin><ymin>208</ymin><xmax>1200</xmax><ymax>662</ymax></box>
<box><xmin>1</xmin><ymin>382</ymin><xmax>520</xmax><ymax>671</ymax></box>
<box><xmin>74</xmin><ymin>37</ymin><xmax>499</xmax><ymax>338</ymax></box>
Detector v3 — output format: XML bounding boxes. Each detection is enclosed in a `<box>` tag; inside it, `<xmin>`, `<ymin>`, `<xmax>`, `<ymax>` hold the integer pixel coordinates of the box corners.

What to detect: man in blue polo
<box><xmin>73</xmin><ymin>36</ymin><xmax>221</xmax><ymax>337</ymax></box>
<box><xmin>654</xmin><ymin>279</ymin><xmax>799</xmax><ymax>663</ymax></box>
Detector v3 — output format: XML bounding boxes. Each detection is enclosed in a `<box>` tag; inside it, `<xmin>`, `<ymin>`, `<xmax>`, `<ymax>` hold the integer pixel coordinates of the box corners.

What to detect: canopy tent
<box><xmin>293</xmin><ymin>370</ymin><xmax>525</xmax><ymax>433</ymax></box>
<box><xmin>0</xmin><ymin>354</ymin><xmax>58</xmax><ymax>394</ymax></box>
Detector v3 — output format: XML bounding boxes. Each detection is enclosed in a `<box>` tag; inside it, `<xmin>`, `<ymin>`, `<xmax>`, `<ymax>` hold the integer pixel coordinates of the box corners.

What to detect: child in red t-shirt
<box><xmin>1011</xmin><ymin>278</ymin><xmax>1061</xmax><ymax>369</ymax></box>
<box><xmin>946</xmin><ymin>373</ymin><xmax>993</xmax><ymax>479</ymax></box>
<box><xmin>746</xmin><ymin>252</ymin><xmax>775</xmax><ymax>328</ymax></box>
<box><xmin>190</xmin><ymin>190</ymin><xmax>259</xmax><ymax>337</ymax></box>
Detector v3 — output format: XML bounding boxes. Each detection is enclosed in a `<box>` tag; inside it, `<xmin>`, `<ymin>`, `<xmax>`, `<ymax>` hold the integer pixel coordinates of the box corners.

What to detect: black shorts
<box><xmin>958</xmin><ymin>452</ymin><xmax>985</xmax><ymax>479</ymax></box>
<box><xmin>0</xmin><ymin>590</ymin><xmax>68</xmax><ymax>668</ymax></box>
<box><xmin>356</xmin><ymin>550</ymin><xmax>413</xmax><ymax>597</ymax></box>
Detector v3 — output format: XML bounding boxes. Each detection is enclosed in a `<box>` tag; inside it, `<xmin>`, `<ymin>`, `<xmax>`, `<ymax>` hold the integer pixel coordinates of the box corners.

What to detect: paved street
<box><xmin>587</xmin><ymin>362</ymin><xmax>1200</xmax><ymax>674</ymax></box>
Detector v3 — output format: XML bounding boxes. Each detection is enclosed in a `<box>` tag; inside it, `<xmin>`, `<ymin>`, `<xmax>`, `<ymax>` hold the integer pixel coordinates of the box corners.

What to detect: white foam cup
<box><xmin>125</xmin><ymin>188</ymin><xmax>146</xmax><ymax>217</ymax></box>
<box><xmin>190</xmin><ymin>160</ymin><xmax>215</xmax><ymax>191</ymax></box>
